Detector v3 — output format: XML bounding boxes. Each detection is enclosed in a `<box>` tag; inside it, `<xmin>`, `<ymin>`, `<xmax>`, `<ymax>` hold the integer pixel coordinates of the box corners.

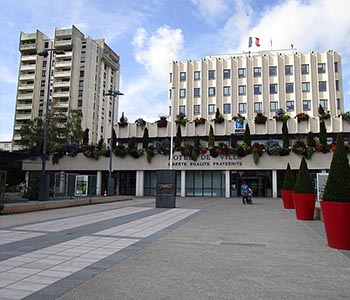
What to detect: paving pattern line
<box><xmin>0</xmin><ymin>236</ymin><xmax>138</xmax><ymax>300</ymax></box>
<box><xmin>13</xmin><ymin>207</ymin><xmax>152</xmax><ymax>232</ymax></box>
<box><xmin>0</xmin><ymin>230</ymin><xmax>46</xmax><ymax>247</ymax></box>
<box><xmin>94</xmin><ymin>208</ymin><xmax>200</xmax><ymax>238</ymax></box>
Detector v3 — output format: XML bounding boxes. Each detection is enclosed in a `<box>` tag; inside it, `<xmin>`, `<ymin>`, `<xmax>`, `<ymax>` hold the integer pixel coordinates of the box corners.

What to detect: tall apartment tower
<box><xmin>168</xmin><ymin>50</ymin><xmax>343</xmax><ymax>122</ymax></box>
<box><xmin>12</xmin><ymin>25</ymin><xmax>120</xmax><ymax>151</ymax></box>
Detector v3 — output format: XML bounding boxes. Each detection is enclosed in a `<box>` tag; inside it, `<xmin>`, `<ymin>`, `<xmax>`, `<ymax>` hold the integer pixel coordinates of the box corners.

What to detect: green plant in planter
<box><xmin>294</xmin><ymin>157</ymin><xmax>314</xmax><ymax>193</ymax></box>
<box><xmin>282</xmin><ymin>163</ymin><xmax>295</xmax><ymax>190</ymax></box>
<box><xmin>142</xmin><ymin>128</ymin><xmax>149</xmax><ymax>149</ymax></box>
<box><xmin>323</xmin><ymin>134</ymin><xmax>350</xmax><ymax>202</ymax></box>
<box><xmin>175</xmin><ymin>125</ymin><xmax>182</xmax><ymax>148</ymax></box>
<box><xmin>282</xmin><ymin>120</ymin><xmax>289</xmax><ymax>149</ymax></box>
<box><xmin>243</xmin><ymin>124</ymin><xmax>251</xmax><ymax>147</ymax></box>
<box><xmin>208</xmin><ymin>125</ymin><xmax>215</xmax><ymax>148</ymax></box>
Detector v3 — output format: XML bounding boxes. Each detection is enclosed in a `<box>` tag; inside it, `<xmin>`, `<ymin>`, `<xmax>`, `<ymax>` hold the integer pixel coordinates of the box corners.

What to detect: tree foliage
<box><xmin>175</xmin><ymin>125</ymin><xmax>182</xmax><ymax>148</ymax></box>
<box><xmin>142</xmin><ymin>128</ymin><xmax>149</xmax><ymax>149</ymax></box>
<box><xmin>323</xmin><ymin>134</ymin><xmax>350</xmax><ymax>201</ymax></box>
<box><xmin>243</xmin><ymin>124</ymin><xmax>251</xmax><ymax>146</ymax></box>
<box><xmin>294</xmin><ymin>157</ymin><xmax>314</xmax><ymax>193</ymax></box>
<box><xmin>281</xmin><ymin>163</ymin><xmax>295</xmax><ymax>190</ymax></box>
<box><xmin>208</xmin><ymin>125</ymin><xmax>215</xmax><ymax>148</ymax></box>
<box><xmin>282</xmin><ymin>120</ymin><xmax>289</xmax><ymax>149</ymax></box>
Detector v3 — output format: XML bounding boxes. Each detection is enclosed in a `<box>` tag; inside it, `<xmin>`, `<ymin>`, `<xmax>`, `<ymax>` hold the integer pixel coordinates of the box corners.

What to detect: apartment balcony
<box><xmin>53</xmin><ymin>81</ymin><xmax>70</xmax><ymax>88</ymax></box>
<box><xmin>52</xmin><ymin>91</ymin><xmax>70</xmax><ymax>98</ymax></box>
<box><xmin>15</xmin><ymin>113</ymin><xmax>32</xmax><ymax>120</ymax></box>
<box><xmin>19</xmin><ymin>74</ymin><xmax>35</xmax><ymax>80</ymax></box>
<box><xmin>54</xmin><ymin>71</ymin><xmax>71</xmax><ymax>78</ymax></box>
<box><xmin>13</xmin><ymin>134</ymin><xmax>22</xmax><ymax>141</ymax></box>
<box><xmin>18</xmin><ymin>83</ymin><xmax>35</xmax><ymax>91</ymax></box>
<box><xmin>54</xmin><ymin>102</ymin><xmax>69</xmax><ymax>109</ymax></box>
<box><xmin>59</xmin><ymin>51</ymin><xmax>73</xmax><ymax>58</ymax></box>
<box><xmin>21</xmin><ymin>54</ymin><xmax>37</xmax><ymax>62</ymax></box>
<box><xmin>16</xmin><ymin>103</ymin><xmax>33</xmax><ymax>110</ymax></box>
<box><xmin>55</xmin><ymin>28</ymin><xmax>72</xmax><ymax>37</ymax></box>
<box><xmin>20</xmin><ymin>64</ymin><xmax>36</xmax><ymax>71</ymax></box>
<box><xmin>55</xmin><ymin>60</ymin><xmax>72</xmax><ymax>68</ymax></box>
<box><xmin>55</xmin><ymin>39</ymin><xmax>72</xmax><ymax>47</ymax></box>
<box><xmin>14</xmin><ymin>124</ymin><xmax>22</xmax><ymax>130</ymax></box>
<box><xmin>17</xmin><ymin>93</ymin><xmax>34</xmax><ymax>100</ymax></box>
<box><xmin>20</xmin><ymin>42</ymin><xmax>36</xmax><ymax>51</ymax></box>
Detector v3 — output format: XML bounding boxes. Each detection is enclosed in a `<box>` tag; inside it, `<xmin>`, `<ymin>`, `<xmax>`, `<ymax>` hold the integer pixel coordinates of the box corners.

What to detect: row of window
<box><xmin>175</xmin><ymin>80</ymin><xmax>338</xmax><ymax>99</ymax></box>
<box><xmin>174</xmin><ymin>62</ymin><xmax>339</xmax><ymax>82</ymax></box>
<box><xmin>179</xmin><ymin>99</ymin><xmax>337</xmax><ymax>116</ymax></box>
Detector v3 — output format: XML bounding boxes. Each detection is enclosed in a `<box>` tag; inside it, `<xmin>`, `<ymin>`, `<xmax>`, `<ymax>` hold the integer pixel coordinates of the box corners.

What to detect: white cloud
<box><xmin>0</xmin><ymin>64</ymin><xmax>17</xmax><ymax>84</ymax></box>
<box><xmin>119</xmin><ymin>25</ymin><xmax>184</xmax><ymax>122</ymax></box>
<box><xmin>191</xmin><ymin>0</ymin><xmax>228</xmax><ymax>21</ymax></box>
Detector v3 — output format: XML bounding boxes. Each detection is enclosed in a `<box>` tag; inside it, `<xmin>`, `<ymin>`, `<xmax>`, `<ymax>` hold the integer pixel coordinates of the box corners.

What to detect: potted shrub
<box><xmin>156</xmin><ymin>115</ymin><xmax>168</xmax><ymax>128</ymax></box>
<box><xmin>254</xmin><ymin>112</ymin><xmax>267</xmax><ymax>124</ymax></box>
<box><xmin>293</xmin><ymin>157</ymin><xmax>316</xmax><ymax>220</ymax></box>
<box><xmin>281</xmin><ymin>163</ymin><xmax>295</xmax><ymax>209</ymax></box>
<box><xmin>321</xmin><ymin>134</ymin><xmax>350</xmax><ymax>250</ymax></box>
<box><xmin>118</xmin><ymin>112</ymin><xmax>128</xmax><ymax>127</ymax></box>
<box><xmin>295</xmin><ymin>112</ymin><xmax>310</xmax><ymax>122</ymax></box>
<box><xmin>214</xmin><ymin>108</ymin><xmax>224</xmax><ymax>124</ymax></box>
<box><xmin>194</xmin><ymin>117</ymin><xmax>206</xmax><ymax>126</ymax></box>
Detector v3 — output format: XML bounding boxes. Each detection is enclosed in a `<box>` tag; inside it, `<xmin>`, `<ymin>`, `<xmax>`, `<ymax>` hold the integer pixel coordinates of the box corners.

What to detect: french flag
<box><xmin>248</xmin><ymin>37</ymin><xmax>260</xmax><ymax>47</ymax></box>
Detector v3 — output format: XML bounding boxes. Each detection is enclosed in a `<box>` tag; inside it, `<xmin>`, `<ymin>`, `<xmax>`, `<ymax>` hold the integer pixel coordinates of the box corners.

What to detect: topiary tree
<box><xmin>83</xmin><ymin>128</ymin><xmax>89</xmax><ymax>145</ymax></box>
<box><xmin>142</xmin><ymin>128</ymin><xmax>149</xmax><ymax>149</ymax></box>
<box><xmin>282</xmin><ymin>163</ymin><xmax>295</xmax><ymax>190</ymax></box>
<box><xmin>319</xmin><ymin>120</ymin><xmax>327</xmax><ymax>147</ymax></box>
<box><xmin>282</xmin><ymin>120</ymin><xmax>289</xmax><ymax>149</ymax></box>
<box><xmin>175</xmin><ymin>125</ymin><xmax>182</xmax><ymax>148</ymax></box>
<box><xmin>322</xmin><ymin>134</ymin><xmax>350</xmax><ymax>201</ymax></box>
<box><xmin>243</xmin><ymin>124</ymin><xmax>251</xmax><ymax>146</ymax></box>
<box><xmin>294</xmin><ymin>157</ymin><xmax>314</xmax><ymax>193</ymax></box>
<box><xmin>111</xmin><ymin>128</ymin><xmax>117</xmax><ymax>150</ymax></box>
<box><xmin>208</xmin><ymin>125</ymin><xmax>215</xmax><ymax>148</ymax></box>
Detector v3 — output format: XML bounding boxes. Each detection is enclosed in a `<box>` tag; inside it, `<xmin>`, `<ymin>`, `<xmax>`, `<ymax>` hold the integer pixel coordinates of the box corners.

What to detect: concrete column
<box><xmin>272</xmin><ymin>170</ymin><xmax>277</xmax><ymax>198</ymax></box>
<box><xmin>225</xmin><ymin>170</ymin><xmax>230</xmax><ymax>198</ymax></box>
<box><xmin>181</xmin><ymin>170</ymin><xmax>186</xmax><ymax>197</ymax></box>
<box><xmin>96</xmin><ymin>171</ymin><xmax>102</xmax><ymax>196</ymax></box>
<box><xmin>136</xmin><ymin>171</ymin><xmax>144</xmax><ymax>197</ymax></box>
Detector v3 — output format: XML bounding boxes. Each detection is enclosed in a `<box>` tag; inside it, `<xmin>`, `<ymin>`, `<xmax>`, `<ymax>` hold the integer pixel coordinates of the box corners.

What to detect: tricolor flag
<box><xmin>248</xmin><ymin>37</ymin><xmax>260</xmax><ymax>47</ymax></box>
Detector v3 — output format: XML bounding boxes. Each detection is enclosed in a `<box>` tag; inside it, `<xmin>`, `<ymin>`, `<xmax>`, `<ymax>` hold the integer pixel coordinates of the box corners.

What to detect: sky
<box><xmin>1</xmin><ymin>0</ymin><xmax>350</xmax><ymax>141</ymax></box>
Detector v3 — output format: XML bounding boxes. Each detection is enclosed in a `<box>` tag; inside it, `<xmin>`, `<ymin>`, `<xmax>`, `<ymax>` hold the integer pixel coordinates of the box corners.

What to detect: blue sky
<box><xmin>1</xmin><ymin>0</ymin><xmax>350</xmax><ymax>141</ymax></box>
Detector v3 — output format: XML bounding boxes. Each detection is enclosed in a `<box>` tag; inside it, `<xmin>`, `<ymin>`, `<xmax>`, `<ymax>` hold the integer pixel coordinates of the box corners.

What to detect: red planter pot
<box><xmin>281</xmin><ymin>190</ymin><xmax>294</xmax><ymax>209</ymax></box>
<box><xmin>293</xmin><ymin>193</ymin><xmax>316</xmax><ymax>220</ymax></box>
<box><xmin>321</xmin><ymin>201</ymin><xmax>350</xmax><ymax>250</ymax></box>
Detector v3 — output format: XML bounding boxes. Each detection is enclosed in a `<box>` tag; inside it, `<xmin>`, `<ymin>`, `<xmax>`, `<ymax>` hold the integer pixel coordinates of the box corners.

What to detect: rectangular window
<box><xmin>334</xmin><ymin>62</ymin><xmax>338</xmax><ymax>73</ymax></box>
<box><xmin>223</xmin><ymin>69</ymin><xmax>231</xmax><ymax>79</ymax></box>
<box><xmin>169</xmin><ymin>73</ymin><xmax>172</xmax><ymax>82</ymax></box>
<box><xmin>269</xmin><ymin>66</ymin><xmax>277</xmax><ymax>76</ymax></box>
<box><xmin>169</xmin><ymin>89</ymin><xmax>172</xmax><ymax>99</ymax></box>
<box><xmin>194</xmin><ymin>87</ymin><xmax>200</xmax><ymax>97</ymax></box>
<box><xmin>254</xmin><ymin>67</ymin><xmax>261</xmax><ymax>77</ymax></box>
<box><xmin>319</xmin><ymin>81</ymin><xmax>327</xmax><ymax>92</ymax></box>
<box><xmin>179</xmin><ymin>105</ymin><xmax>186</xmax><ymax>115</ymax></box>
<box><xmin>335</xmin><ymin>80</ymin><xmax>340</xmax><ymax>91</ymax></box>
<box><xmin>286</xmin><ymin>83</ymin><xmax>294</xmax><ymax>93</ymax></box>
<box><xmin>318</xmin><ymin>63</ymin><xmax>326</xmax><ymax>73</ymax></box>
<box><xmin>270</xmin><ymin>101</ymin><xmax>278</xmax><ymax>112</ymax></box>
<box><xmin>208</xmin><ymin>70</ymin><xmax>215</xmax><ymax>80</ymax></box>
<box><xmin>254</xmin><ymin>102</ymin><xmax>262</xmax><ymax>112</ymax></box>
<box><xmin>286</xmin><ymin>101</ymin><xmax>294</xmax><ymax>112</ymax></box>
<box><xmin>208</xmin><ymin>87</ymin><xmax>216</xmax><ymax>97</ymax></box>
<box><xmin>238</xmin><ymin>85</ymin><xmax>246</xmax><ymax>96</ymax></box>
<box><xmin>194</xmin><ymin>105</ymin><xmax>200</xmax><ymax>115</ymax></box>
<box><xmin>194</xmin><ymin>71</ymin><xmax>201</xmax><ymax>80</ymax></box>
<box><xmin>180</xmin><ymin>72</ymin><xmax>186</xmax><ymax>81</ymax></box>
<box><xmin>270</xmin><ymin>83</ymin><xmax>278</xmax><ymax>94</ymax></box>
<box><xmin>254</xmin><ymin>84</ymin><xmax>262</xmax><ymax>95</ymax></box>
<box><xmin>303</xmin><ymin>100</ymin><xmax>311</xmax><ymax>111</ymax></box>
<box><xmin>285</xmin><ymin>65</ymin><xmax>293</xmax><ymax>75</ymax></box>
<box><xmin>302</xmin><ymin>82</ymin><xmax>310</xmax><ymax>92</ymax></box>
<box><xmin>180</xmin><ymin>88</ymin><xmax>186</xmax><ymax>98</ymax></box>
<box><xmin>223</xmin><ymin>86</ymin><xmax>231</xmax><ymax>96</ymax></box>
<box><xmin>238</xmin><ymin>68</ymin><xmax>246</xmax><ymax>78</ymax></box>
<box><xmin>223</xmin><ymin>103</ymin><xmax>231</xmax><ymax>114</ymax></box>
<box><xmin>301</xmin><ymin>64</ymin><xmax>309</xmax><ymax>75</ymax></box>
<box><xmin>320</xmin><ymin>99</ymin><xmax>328</xmax><ymax>109</ymax></box>
<box><xmin>208</xmin><ymin>104</ymin><xmax>216</xmax><ymax>114</ymax></box>
<box><xmin>336</xmin><ymin>98</ymin><xmax>341</xmax><ymax>110</ymax></box>
<box><xmin>239</xmin><ymin>103</ymin><xmax>246</xmax><ymax>113</ymax></box>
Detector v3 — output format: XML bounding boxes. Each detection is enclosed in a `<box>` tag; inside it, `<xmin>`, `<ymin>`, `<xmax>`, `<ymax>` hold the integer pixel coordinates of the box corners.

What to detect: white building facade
<box><xmin>13</xmin><ymin>26</ymin><xmax>121</xmax><ymax>151</ymax></box>
<box><xmin>168</xmin><ymin>50</ymin><xmax>343</xmax><ymax>122</ymax></box>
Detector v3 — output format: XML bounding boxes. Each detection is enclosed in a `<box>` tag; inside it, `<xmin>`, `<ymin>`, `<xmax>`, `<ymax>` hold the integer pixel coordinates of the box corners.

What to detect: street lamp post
<box><xmin>103</xmin><ymin>89</ymin><xmax>124</xmax><ymax>196</ymax></box>
<box><xmin>37</xmin><ymin>48</ymin><xmax>65</xmax><ymax>201</ymax></box>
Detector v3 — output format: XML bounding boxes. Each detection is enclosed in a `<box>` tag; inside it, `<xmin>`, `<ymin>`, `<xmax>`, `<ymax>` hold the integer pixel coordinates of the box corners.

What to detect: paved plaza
<box><xmin>0</xmin><ymin>197</ymin><xmax>350</xmax><ymax>299</ymax></box>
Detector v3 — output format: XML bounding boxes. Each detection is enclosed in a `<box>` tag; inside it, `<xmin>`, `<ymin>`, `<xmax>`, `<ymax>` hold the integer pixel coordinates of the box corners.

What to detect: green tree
<box><xmin>142</xmin><ymin>128</ymin><xmax>149</xmax><ymax>149</ymax></box>
<box><xmin>243</xmin><ymin>124</ymin><xmax>251</xmax><ymax>146</ymax></box>
<box><xmin>175</xmin><ymin>125</ymin><xmax>182</xmax><ymax>148</ymax></box>
<box><xmin>111</xmin><ymin>128</ymin><xmax>117</xmax><ymax>150</ymax></box>
<box><xmin>282</xmin><ymin>120</ymin><xmax>289</xmax><ymax>149</ymax></box>
<box><xmin>323</xmin><ymin>134</ymin><xmax>350</xmax><ymax>201</ymax></box>
<box><xmin>83</xmin><ymin>128</ymin><xmax>89</xmax><ymax>145</ymax></box>
<box><xmin>208</xmin><ymin>125</ymin><xmax>215</xmax><ymax>148</ymax></box>
<box><xmin>281</xmin><ymin>163</ymin><xmax>295</xmax><ymax>190</ymax></box>
<box><xmin>319</xmin><ymin>120</ymin><xmax>327</xmax><ymax>147</ymax></box>
<box><xmin>294</xmin><ymin>157</ymin><xmax>314</xmax><ymax>193</ymax></box>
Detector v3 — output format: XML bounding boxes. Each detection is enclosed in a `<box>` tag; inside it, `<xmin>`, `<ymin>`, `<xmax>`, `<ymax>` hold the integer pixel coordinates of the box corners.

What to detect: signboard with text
<box><xmin>75</xmin><ymin>175</ymin><xmax>89</xmax><ymax>196</ymax></box>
